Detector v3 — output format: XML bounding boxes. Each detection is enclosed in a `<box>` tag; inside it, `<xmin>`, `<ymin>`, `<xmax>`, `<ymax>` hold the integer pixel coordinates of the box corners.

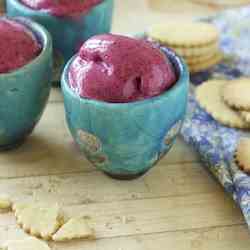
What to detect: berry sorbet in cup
<box><xmin>62</xmin><ymin>34</ymin><xmax>189</xmax><ymax>180</ymax></box>
<box><xmin>6</xmin><ymin>0</ymin><xmax>114</xmax><ymax>85</ymax></box>
<box><xmin>0</xmin><ymin>17</ymin><xmax>52</xmax><ymax>150</ymax></box>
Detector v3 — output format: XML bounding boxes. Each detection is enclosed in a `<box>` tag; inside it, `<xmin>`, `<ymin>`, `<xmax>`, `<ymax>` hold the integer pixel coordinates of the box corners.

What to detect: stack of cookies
<box><xmin>195</xmin><ymin>78</ymin><xmax>250</xmax><ymax>129</ymax></box>
<box><xmin>148</xmin><ymin>21</ymin><xmax>222</xmax><ymax>73</ymax></box>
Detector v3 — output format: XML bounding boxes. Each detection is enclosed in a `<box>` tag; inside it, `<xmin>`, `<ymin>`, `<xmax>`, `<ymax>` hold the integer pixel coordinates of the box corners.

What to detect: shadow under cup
<box><xmin>6</xmin><ymin>0</ymin><xmax>114</xmax><ymax>85</ymax></box>
<box><xmin>62</xmin><ymin>48</ymin><xmax>189</xmax><ymax>180</ymax></box>
<box><xmin>0</xmin><ymin>17</ymin><xmax>53</xmax><ymax>151</ymax></box>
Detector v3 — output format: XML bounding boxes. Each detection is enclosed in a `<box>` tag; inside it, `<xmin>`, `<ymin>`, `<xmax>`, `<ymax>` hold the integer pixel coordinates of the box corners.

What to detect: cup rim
<box><xmin>0</xmin><ymin>16</ymin><xmax>52</xmax><ymax>77</ymax></box>
<box><xmin>8</xmin><ymin>0</ymin><xmax>111</xmax><ymax>16</ymax></box>
<box><xmin>61</xmin><ymin>46</ymin><xmax>189</xmax><ymax>109</ymax></box>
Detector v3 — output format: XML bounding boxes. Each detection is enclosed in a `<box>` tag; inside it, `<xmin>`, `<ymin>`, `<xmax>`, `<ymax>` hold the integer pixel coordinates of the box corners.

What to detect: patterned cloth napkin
<box><xmin>181</xmin><ymin>6</ymin><xmax>250</xmax><ymax>227</ymax></box>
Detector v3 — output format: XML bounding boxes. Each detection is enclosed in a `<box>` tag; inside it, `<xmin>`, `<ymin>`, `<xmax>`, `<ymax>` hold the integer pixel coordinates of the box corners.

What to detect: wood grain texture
<box><xmin>0</xmin><ymin>162</ymin><xmax>219</xmax><ymax>206</ymax></box>
<box><xmin>0</xmin><ymin>225</ymin><xmax>249</xmax><ymax>250</ymax></box>
<box><xmin>0</xmin><ymin>193</ymin><xmax>244</xmax><ymax>237</ymax></box>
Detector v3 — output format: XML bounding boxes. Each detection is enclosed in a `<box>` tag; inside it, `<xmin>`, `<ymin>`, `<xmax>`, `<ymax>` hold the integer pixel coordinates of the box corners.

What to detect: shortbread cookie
<box><xmin>148</xmin><ymin>22</ymin><xmax>219</xmax><ymax>47</ymax></box>
<box><xmin>192</xmin><ymin>0</ymin><xmax>250</xmax><ymax>7</ymax></box>
<box><xmin>52</xmin><ymin>217</ymin><xmax>95</xmax><ymax>242</ymax></box>
<box><xmin>189</xmin><ymin>53</ymin><xmax>223</xmax><ymax>73</ymax></box>
<box><xmin>0</xmin><ymin>196</ymin><xmax>12</xmax><ymax>213</ymax></box>
<box><xmin>234</xmin><ymin>138</ymin><xmax>250</xmax><ymax>173</ymax></box>
<box><xmin>172</xmin><ymin>42</ymin><xmax>219</xmax><ymax>57</ymax></box>
<box><xmin>13</xmin><ymin>202</ymin><xmax>63</xmax><ymax>240</ymax></box>
<box><xmin>184</xmin><ymin>51</ymin><xmax>220</xmax><ymax>64</ymax></box>
<box><xmin>196</xmin><ymin>80</ymin><xmax>250</xmax><ymax>129</ymax></box>
<box><xmin>222</xmin><ymin>78</ymin><xmax>250</xmax><ymax>110</ymax></box>
<box><xmin>1</xmin><ymin>237</ymin><xmax>51</xmax><ymax>250</ymax></box>
<box><xmin>241</xmin><ymin>111</ymin><xmax>250</xmax><ymax>123</ymax></box>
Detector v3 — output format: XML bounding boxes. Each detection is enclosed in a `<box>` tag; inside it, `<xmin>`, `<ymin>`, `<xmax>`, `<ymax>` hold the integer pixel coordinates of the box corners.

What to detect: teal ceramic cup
<box><xmin>0</xmin><ymin>17</ymin><xmax>53</xmax><ymax>150</ymax></box>
<box><xmin>62</xmin><ymin>47</ymin><xmax>189</xmax><ymax>180</ymax></box>
<box><xmin>6</xmin><ymin>0</ymin><xmax>114</xmax><ymax>84</ymax></box>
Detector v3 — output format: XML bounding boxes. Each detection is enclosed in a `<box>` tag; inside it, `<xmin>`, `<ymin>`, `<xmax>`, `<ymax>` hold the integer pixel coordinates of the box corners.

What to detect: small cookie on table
<box><xmin>13</xmin><ymin>202</ymin><xmax>64</xmax><ymax>240</ymax></box>
<box><xmin>0</xmin><ymin>196</ymin><xmax>12</xmax><ymax>213</ymax></box>
<box><xmin>52</xmin><ymin>216</ymin><xmax>95</xmax><ymax>242</ymax></box>
<box><xmin>1</xmin><ymin>237</ymin><xmax>51</xmax><ymax>250</ymax></box>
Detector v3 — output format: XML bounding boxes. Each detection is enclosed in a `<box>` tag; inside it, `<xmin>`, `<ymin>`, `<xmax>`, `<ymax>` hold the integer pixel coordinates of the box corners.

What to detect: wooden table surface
<box><xmin>1</xmin><ymin>0</ymin><xmax>250</xmax><ymax>249</ymax></box>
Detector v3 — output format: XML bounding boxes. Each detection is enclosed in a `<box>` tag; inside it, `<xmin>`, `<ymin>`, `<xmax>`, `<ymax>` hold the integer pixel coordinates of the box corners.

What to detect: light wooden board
<box><xmin>0</xmin><ymin>225</ymin><xmax>249</xmax><ymax>250</ymax></box>
<box><xmin>0</xmin><ymin>193</ymin><xmax>244</xmax><ymax>237</ymax></box>
<box><xmin>0</xmin><ymin>162</ymin><xmax>219</xmax><ymax>205</ymax></box>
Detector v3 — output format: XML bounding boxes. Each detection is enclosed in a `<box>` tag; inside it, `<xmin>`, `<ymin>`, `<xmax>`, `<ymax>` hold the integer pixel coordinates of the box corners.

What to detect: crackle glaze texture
<box><xmin>6</xmin><ymin>0</ymin><xmax>113</xmax><ymax>84</ymax></box>
<box><xmin>0</xmin><ymin>17</ymin><xmax>52</xmax><ymax>150</ymax></box>
<box><xmin>62</xmin><ymin>47</ymin><xmax>189</xmax><ymax>179</ymax></box>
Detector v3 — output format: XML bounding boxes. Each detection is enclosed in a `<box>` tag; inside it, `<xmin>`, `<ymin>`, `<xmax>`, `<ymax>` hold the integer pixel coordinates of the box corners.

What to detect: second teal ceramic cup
<box><xmin>61</xmin><ymin>47</ymin><xmax>189</xmax><ymax>180</ymax></box>
<box><xmin>0</xmin><ymin>16</ymin><xmax>53</xmax><ymax>150</ymax></box>
<box><xmin>6</xmin><ymin>0</ymin><xmax>114</xmax><ymax>84</ymax></box>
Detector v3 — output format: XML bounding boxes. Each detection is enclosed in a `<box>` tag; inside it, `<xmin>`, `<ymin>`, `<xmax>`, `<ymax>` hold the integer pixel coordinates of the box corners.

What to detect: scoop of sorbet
<box><xmin>0</xmin><ymin>18</ymin><xmax>41</xmax><ymax>74</ymax></box>
<box><xmin>68</xmin><ymin>34</ymin><xmax>177</xmax><ymax>103</ymax></box>
<box><xmin>21</xmin><ymin>0</ymin><xmax>102</xmax><ymax>16</ymax></box>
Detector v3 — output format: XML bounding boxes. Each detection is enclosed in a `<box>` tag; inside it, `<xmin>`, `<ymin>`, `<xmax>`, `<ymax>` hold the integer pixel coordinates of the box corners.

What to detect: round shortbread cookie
<box><xmin>195</xmin><ymin>80</ymin><xmax>250</xmax><ymax>129</ymax></box>
<box><xmin>222</xmin><ymin>78</ymin><xmax>250</xmax><ymax>111</ymax></box>
<box><xmin>192</xmin><ymin>0</ymin><xmax>250</xmax><ymax>7</ymax></box>
<box><xmin>234</xmin><ymin>138</ymin><xmax>250</xmax><ymax>174</ymax></box>
<box><xmin>184</xmin><ymin>50</ymin><xmax>221</xmax><ymax>64</ymax></box>
<box><xmin>148</xmin><ymin>22</ymin><xmax>219</xmax><ymax>47</ymax></box>
<box><xmin>189</xmin><ymin>53</ymin><xmax>223</xmax><ymax>73</ymax></box>
<box><xmin>240</xmin><ymin>111</ymin><xmax>250</xmax><ymax>123</ymax></box>
<box><xmin>170</xmin><ymin>42</ymin><xmax>219</xmax><ymax>57</ymax></box>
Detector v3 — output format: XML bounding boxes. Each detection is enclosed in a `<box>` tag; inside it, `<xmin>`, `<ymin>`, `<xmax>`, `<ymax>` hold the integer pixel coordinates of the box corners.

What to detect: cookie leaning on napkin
<box><xmin>195</xmin><ymin>78</ymin><xmax>250</xmax><ymax>174</ymax></box>
<box><xmin>196</xmin><ymin>79</ymin><xmax>250</xmax><ymax>129</ymax></box>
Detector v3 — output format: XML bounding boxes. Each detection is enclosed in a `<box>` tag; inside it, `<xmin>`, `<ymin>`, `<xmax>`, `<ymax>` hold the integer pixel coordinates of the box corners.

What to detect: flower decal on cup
<box><xmin>77</xmin><ymin>130</ymin><xmax>102</xmax><ymax>153</ymax></box>
<box><xmin>164</xmin><ymin>120</ymin><xmax>183</xmax><ymax>146</ymax></box>
<box><xmin>158</xmin><ymin>120</ymin><xmax>183</xmax><ymax>161</ymax></box>
<box><xmin>91</xmin><ymin>154</ymin><xmax>109</xmax><ymax>168</ymax></box>
<box><xmin>77</xmin><ymin>129</ymin><xmax>109</xmax><ymax>169</ymax></box>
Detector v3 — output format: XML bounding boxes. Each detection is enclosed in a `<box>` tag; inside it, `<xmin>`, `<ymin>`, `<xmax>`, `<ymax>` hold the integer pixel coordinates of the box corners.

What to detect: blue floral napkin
<box><xmin>181</xmin><ymin>6</ymin><xmax>250</xmax><ymax>227</ymax></box>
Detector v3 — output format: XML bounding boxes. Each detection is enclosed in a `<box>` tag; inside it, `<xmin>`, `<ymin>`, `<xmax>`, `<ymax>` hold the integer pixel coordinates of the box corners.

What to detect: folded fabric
<box><xmin>181</xmin><ymin>5</ymin><xmax>250</xmax><ymax>227</ymax></box>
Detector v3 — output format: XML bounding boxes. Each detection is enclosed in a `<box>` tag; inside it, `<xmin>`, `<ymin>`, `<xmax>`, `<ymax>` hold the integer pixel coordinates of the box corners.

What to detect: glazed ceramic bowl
<box><xmin>6</xmin><ymin>0</ymin><xmax>114</xmax><ymax>84</ymax></box>
<box><xmin>0</xmin><ymin>17</ymin><xmax>52</xmax><ymax>150</ymax></box>
<box><xmin>61</xmin><ymin>47</ymin><xmax>189</xmax><ymax>180</ymax></box>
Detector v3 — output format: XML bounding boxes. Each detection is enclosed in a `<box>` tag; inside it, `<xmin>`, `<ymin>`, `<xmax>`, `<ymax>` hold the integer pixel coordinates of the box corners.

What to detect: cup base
<box><xmin>103</xmin><ymin>169</ymin><xmax>149</xmax><ymax>181</ymax></box>
<box><xmin>52</xmin><ymin>80</ymin><xmax>61</xmax><ymax>87</ymax></box>
<box><xmin>0</xmin><ymin>137</ymin><xmax>27</xmax><ymax>152</ymax></box>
